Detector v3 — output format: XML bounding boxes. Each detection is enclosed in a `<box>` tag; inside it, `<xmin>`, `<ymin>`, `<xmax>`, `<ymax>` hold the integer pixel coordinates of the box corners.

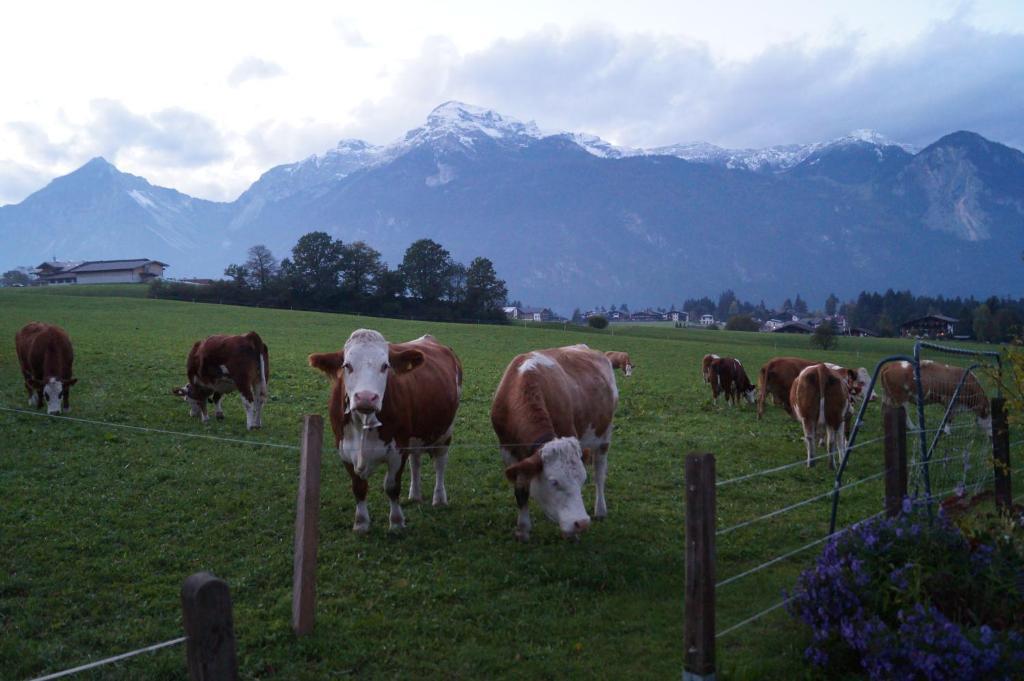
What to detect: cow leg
<box><xmin>238</xmin><ymin>385</ymin><xmax>257</xmax><ymax>430</ymax></box>
<box><xmin>407</xmin><ymin>451</ymin><xmax>423</xmax><ymax>502</ymax></box>
<box><xmin>514</xmin><ymin>485</ymin><xmax>532</xmax><ymax>542</ymax></box>
<box><xmin>803</xmin><ymin>421</ymin><xmax>816</xmax><ymax>467</ymax></box>
<box><xmin>344</xmin><ymin>461</ymin><xmax>371</xmax><ymax>533</ymax></box>
<box><xmin>212</xmin><ymin>393</ymin><xmax>225</xmax><ymax>420</ymax></box>
<box><xmin>431</xmin><ymin>442</ymin><xmax>450</xmax><ymax>507</ymax></box>
<box><xmin>27</xmin><ymin>381</ymin><xmax>39</xmax><ymax>408</ymax></box>
<box><xmin>384</xmin><ymin>449</ymin><xmax>407</xmax><ymax>530</ymax></box>
<box><xmin>593</xmin><ymin>444</ymin><xmax>610</xmax><ymax>520</ymax></box>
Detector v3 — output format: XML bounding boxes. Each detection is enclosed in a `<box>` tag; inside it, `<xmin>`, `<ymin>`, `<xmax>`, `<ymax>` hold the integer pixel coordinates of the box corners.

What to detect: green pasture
<box><xmin>0</xmin><ymin>286</ymin><xmax>1000</xmax><ymax>679</ymax></box>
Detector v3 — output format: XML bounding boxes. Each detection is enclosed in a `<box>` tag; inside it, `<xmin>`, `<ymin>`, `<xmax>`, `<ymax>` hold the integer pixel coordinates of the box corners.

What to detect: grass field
<box><xmin>0</xmin><ymin>286</ymin><xmax>1001</xmax><ymax>679</ymax></box>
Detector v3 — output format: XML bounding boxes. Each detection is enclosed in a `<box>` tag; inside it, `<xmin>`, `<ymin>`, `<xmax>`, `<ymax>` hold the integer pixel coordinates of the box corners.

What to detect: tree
<box><xmin>810</xmin><ymin>322</ymin><xmax>838</xmax><ymax>350</ymax></box>
<box><xmin>464</xmin><ymin>257</ymin><xmax>508</xmax><ymax>317</ymax></box>
<box><xmin>571</xmin><ymin>308</ymin><xmax>583</xmax><ymax>323</ymax></box>
<box><xmin>289</xmin><ymin>231</ymin><xmax>344</xmax><ymax>292</ymax></box>
<box><xmin>725</xmin><ymin>314</ymin><xmax>759</xmax><ymax>332</ymax></box>
<box><xmin>825</xmin><ymin>293</ymin><xmax>839</xmax><ymax>316</ymax></box>
<box><xmin>782</xmin><ymin>298</ymin><xmax>794</xmax><ymax>313</ymax></box>
<box><xmin>339</xmin><ymin>241</ymin><xmax>384</xmax><ymax>298</ymax></box>
<box><xmin>588</xmin><ymin>315</ymin><xmax>609</xmax><ymax>329</ymax></box>
<box><xmin>447</xmin><ymin>262</ymin><xmax>468</xmax><ymax>306</ymax></box>
<box><xmin>974</xmin><ymin>304</ymin><xmax>997</xmax><ymax>342</ymax></box>
<box><xmin>400</xmin><ymin>239</ymin><xmax>456</xmax><ymax>304</ymax></box>
<box><xmin>224</xmin><ymin>263</ymin><xmax>249</xmax><ymax>286</ymax></box>
<box><xmin>245</xmin><ymin>245</ymin><xmax>279</xmax><ymax>290</ymax></box>
<box><xmin>717</xmin><ymin>289</ymin><xmax>737</xmax><ymax>320</ymax></box>
<box><xmin>794</xmin><ymin>294</ymin><xmax>808</xmax><ymax>315</ymax></box>
<box><xmin>1</xmin><ymin>268</ymin><xmax>31</xmax><ymax>286</ymax></box>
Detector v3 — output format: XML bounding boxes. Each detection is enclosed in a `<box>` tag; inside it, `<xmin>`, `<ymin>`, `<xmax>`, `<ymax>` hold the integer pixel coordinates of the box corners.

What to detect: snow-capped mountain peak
<box><xmin>424</xmin><ymin>101</ymin><xmax>543</xmax><ymax>141</ymax></box>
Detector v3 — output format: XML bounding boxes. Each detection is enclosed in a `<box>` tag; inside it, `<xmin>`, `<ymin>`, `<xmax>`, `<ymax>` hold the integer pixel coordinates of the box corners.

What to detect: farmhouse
<box><xmin>33</xmin><ymin>259</ymin><xmax>168</xmax><ymax>285</ymax></box>
<box><xmin>900</xmin><ymin>314</ymin><xmax>958</xmax><ymax>339</ymax></box>
<box><xmin>700</xmin><ymin>314</ymin><xmax>715</xmax><ymax>326</ymax></box>
<box><xmin>772</xmin><ymin>320</ymin><xmax>815</xmax><ymax>334</ymax></box>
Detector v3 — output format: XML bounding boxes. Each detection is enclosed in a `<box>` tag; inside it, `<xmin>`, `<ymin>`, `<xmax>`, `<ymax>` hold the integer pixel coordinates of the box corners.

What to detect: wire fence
<box><xmin>28</xmin><ymin>636</ymin><xmax>186</xmax><ymax>681</ymax></box>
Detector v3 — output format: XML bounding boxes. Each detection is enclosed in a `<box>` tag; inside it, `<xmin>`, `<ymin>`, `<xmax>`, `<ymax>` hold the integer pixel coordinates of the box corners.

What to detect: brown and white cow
<box><xmin>309</xmin><ymin>330</ymin><xmax>462</xmax><ymax>533</ymax></box>
<box><xmin>172</xmin><ymin>332</ymin><xmax>269</xmax><ymax>429</ymax></box>
<box><xmin>605</xmin><ymin>351</ymin><xmax>634</xmax><ymax>377</ymax></box>
<box><xmin>701</xmin><ymin>353</ymin><xmax>720</xmax><ymax>385</ymax></box>
<box><xmin>791</xmin><ymin>364</ymin><xmax>852</xmax><ymax>468</ymax></box>
<box><xmin>879</xmin><ymin>360</ymin><xmax>991</xmax><ymax>436</ymax></box>
<box><xmin>15</xmin><ymin>322</ymin><xmax>77</xmax><ymax>415</ymax></box>
<box><xmin>707</xmin><ymin>356</ymin><xmax>756</xmax><ymax>406</ymax></box>
<box><xmin>758</xmin><ymin>357</ymin><xmax>871</xmax><ymax>419</ymax></box>
<box><xmin>491</xmin><ymin>344</ymin><xmax>618</xmax><ymax>541</ymax></box>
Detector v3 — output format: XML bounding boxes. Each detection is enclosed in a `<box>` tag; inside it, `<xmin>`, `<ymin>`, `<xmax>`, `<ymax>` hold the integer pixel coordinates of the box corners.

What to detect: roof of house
<box><xmin>34</xmin><ymin>260</ymin><xmax>83</xmax><ymax>272</ymax></box>
<box><xmin>900</xmin><ymin>314</ymin><xmax>958</xmax><ymax>326</ymax></box>
<box><xmin>66</xmin><ymin>259</ymin><xmax>168</xmax><ymax>273</ymax></box>
<box><xmin>773</xmin><ymin>321</ymin><xmax>815</xmax><ymax>333</ymax></box>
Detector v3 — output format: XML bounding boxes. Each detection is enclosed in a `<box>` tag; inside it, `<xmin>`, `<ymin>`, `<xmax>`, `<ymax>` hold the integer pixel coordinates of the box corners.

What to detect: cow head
<box><xmin>171</xmin><ymin>384</ymin><xmax>203</xmax><ymax>417</ymax></box>
<box><xmin>505</xmin><ymin>438</ymin><xmax>592</xmax><ymax>539</ymax></box>
<box><xmin>38</xmin><ymin>377</ymin><xmax>76</xmax><ymax>415</ymax></box>
<box><xmin>623</xmin><ymin>362</ymin><xmax>634</xmax><ymax>377</ymax></box>
<box><xmin>309</xmin><ymin>329</ymin><xmax>424</xmax><ymax>431</ymax></box>
<box><xmin>743</xmin><ymin>384</ymin><xmax>757</xmax><ymax>405</ymax></box>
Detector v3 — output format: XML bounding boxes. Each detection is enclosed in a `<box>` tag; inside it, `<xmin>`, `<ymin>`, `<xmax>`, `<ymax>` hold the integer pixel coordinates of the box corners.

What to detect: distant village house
<box><xmin>33</xmin><ymin>259</ymin><xmax>168</xmax><ymax>285</ymax></box>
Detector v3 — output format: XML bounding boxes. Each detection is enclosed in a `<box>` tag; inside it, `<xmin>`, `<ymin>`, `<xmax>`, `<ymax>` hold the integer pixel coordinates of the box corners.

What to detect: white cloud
<box><xmin>227</xmin><ymin>57</ymin><xmax>286</xmax><ymax>87</ymax></box>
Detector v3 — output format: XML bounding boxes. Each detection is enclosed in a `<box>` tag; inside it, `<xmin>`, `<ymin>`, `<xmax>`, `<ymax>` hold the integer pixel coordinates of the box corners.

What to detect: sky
<box><xmin>1</xmin><ymin>0</ymin><xmax>1023</xmax><ymax>205</ymax></box>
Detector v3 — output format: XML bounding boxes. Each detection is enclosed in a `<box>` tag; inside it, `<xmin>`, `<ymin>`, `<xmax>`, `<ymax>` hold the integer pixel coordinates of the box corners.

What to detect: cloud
<box><xmin>344</xmin><ymin>19</ymin><xmax>1024</xmax><ymax>151</ymax></box>
<box><xmin>0</xmin><ymin>159</ymin><xmax>52</xmax><ymax>206</ymax></box>
<box><xmin>333</xmin><ymin>19</ymin><xmax>369</xmax><ymax>48</ymax></box>
<box><xmin>86</xmin><ymin>100</ymin><xmax>229</xmax><ymax>167</ymax></box>
<box><xmin>227</xmin><ymin>57</ymin><xmax>285</xmax><ymax>87</ymax></box>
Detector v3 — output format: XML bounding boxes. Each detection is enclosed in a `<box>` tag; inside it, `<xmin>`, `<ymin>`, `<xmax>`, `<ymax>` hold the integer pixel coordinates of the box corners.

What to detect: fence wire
<box><xmin>716</xmin><ymin>596</ymin><xmax>795</xmax><ymax>639</ymax></box>
<box><xmin>717</xmin><ymin>470</ymin><xmax>885</xmax><ymax>537</ymax></box>
<box><xmin>28</xmin><ymin>636</ymin><xmax>186</xmax><ymax>681</ymax></box>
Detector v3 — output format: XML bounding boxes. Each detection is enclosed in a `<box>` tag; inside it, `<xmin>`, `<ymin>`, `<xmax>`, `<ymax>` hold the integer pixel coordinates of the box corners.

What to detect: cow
<box><xmin>707</xmin><ymin>356</ymin><xmax>756</xmax><ymax>406</ymax></box>
<box><xmin>758</xmin><ymin>357</ymin><xmax>872</xmax><ymax>419</ymax></box>
<box><xmin>491</xmin><ymin>344</ymin><xmax>618</xmax><ymax>541</ymax></box>
<box><xmin>605</xmin><ymin>351</ymin><xmax>634</xmax><ymax>377</ymax></box>
<box><xmin>15</xmin><ymin>322</ymin><xmax>77</xmax><ymax>415</ymax></box>
<box><xmin>172</xmin><ymin>332</ymin><xmax>269</xmax><ymax>429</ymax></box>
<box><xmin>879</xmin><ymin>360</ymin><xmax>991</xmax><ymax>436</ymax></box>
<box><xmin>790</xmin><ymin>364</ymin><xmax>852</xmax><ymax>468</ymax></box>
<box><xmin>309</xmin><ymin>330</ymin><xmax>462</xmax><ymax>534</ymax></box>
<box><xmin>701</xmin><ymin>353</ymin><xmax>720</xmax><ymax>385</ymax></box>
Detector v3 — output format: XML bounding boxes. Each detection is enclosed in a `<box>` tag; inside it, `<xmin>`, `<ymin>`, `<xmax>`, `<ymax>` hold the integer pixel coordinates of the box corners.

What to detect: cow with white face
<box><xmin>491</xmin><ymin>344</ymin><xmax>618</xmax><ymax>541</ymax></box>
<box><xmin>309</xmin><ymin>330</ymin><xmax>462</xmax><ymax>534</ymax></box>
<box><xmin>15</xmin><ymin>322</ymin><xmax>77</xmax><ymax>415</ymax></box>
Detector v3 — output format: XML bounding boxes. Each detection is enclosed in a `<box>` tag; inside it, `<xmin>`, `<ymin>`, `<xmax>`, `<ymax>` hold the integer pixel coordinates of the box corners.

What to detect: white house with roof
<box><xmin>33</xmin><ymin>259</ymin><xmax>168</xmax><ymax>285</ymax></box>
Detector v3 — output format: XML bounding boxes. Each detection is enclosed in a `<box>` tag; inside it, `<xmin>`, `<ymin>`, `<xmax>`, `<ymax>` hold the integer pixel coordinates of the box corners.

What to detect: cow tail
<box><xmin>816</xmin><ymin>364</ymin><xmax>829</xmax><ymax>426</ymax></box>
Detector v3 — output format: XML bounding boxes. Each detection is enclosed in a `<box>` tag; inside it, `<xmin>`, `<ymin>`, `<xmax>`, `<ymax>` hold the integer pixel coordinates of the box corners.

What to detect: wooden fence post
<box><xmin>181</xmin><ymin>572</ymin><xmax>238</xmax><ymax>681</ymax></box>
<box><xmin>292</xmin><ymin>414</ymin><xmax>323</xmax><ymax>635</ymax></box>
<box><xmin>992</xmin><ymin>398</ymin><xmax>1012</xmax><ymax>512</ymax></box>
<box><xmin>684</xmin><ymin>453</ymin><xmax>716</xmax><ymax>681</ymax></box>
<box><xmin>883</xmin><ymin>404</ymin><xmax>908</xmax><ymax>517</ymax></box>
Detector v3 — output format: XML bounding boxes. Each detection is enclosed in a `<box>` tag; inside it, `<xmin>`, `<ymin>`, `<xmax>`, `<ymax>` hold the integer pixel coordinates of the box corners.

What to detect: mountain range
<box><xmin>2</xmin><ymin>101</ymin><xmax>1022</xmax><ymax>311</ymax></box>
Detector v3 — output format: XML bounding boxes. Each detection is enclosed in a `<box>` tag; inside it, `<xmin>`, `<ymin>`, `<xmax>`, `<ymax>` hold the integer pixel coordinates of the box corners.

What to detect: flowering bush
<box><xmin>788</xmin><ymin>498</ymin><xmax>1024</xmax><ymax>679</ymax></box>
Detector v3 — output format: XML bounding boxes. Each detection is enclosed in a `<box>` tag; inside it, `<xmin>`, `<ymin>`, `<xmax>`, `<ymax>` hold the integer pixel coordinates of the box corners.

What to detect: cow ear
<box><xmin>389</xmin><ymin>348</ymin><xmax>424</xmax><ymax>374</ymax></box>
<box><xmin>308</xmin><ymin>351</ymin><xmax>344</xmax><ymax>377</ymax></box>
<box><xmin>65</xmin><ymin>378</ymin><xmax>78</xmax><ymax>386</ymax></box>
<box><xmin>504</xmin><ymin>453</ymin><xmax>543</xmax><ymax>482</ymax></box>
<box><xmin>27</xmin><ymin>377</ymin><xmax>43</xmax><ymax>389</ymax></box>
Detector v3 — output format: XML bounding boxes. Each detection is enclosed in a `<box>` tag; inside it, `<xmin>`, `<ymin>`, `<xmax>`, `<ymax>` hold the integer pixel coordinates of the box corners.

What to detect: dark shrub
<box><xmin>588</xmin><ymin>315</ymin><xmax>609</xmax><ymax>329</ymax></box>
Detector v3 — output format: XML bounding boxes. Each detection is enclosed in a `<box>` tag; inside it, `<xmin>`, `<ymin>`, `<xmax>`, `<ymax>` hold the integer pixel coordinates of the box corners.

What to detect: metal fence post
<box><xmin>293</xmin><ymin>414</ymin><xmax>323</xmax><ymax>635</ymax></box>
<box><xmin>884</xmin><ymin>404</ymin><xmax>908</xmax><ymax>517</ymax></box>
<box><xmin>684</xmin><ymin>453</ymin><xmax>716</xmax><ymax>681</ymax></box>
<box><xmin>181</xmin><ymin>572</ymin><xmax>238</xmax><ymax>681</ymax></box>
<box><xmin>992</xmin><ymin>398</ymin><xmax>1012</xmax><ymax>512</ymax></box>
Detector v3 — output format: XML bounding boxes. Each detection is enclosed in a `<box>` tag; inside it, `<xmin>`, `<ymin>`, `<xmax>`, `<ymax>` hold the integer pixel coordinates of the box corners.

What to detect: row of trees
<box><xmin>152</xmin><ymin>232</ymin><xmax>509</xmax><ymax>322</ymax></box>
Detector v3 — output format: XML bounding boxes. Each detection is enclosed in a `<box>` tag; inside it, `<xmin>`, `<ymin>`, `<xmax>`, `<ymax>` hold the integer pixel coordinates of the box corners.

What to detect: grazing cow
<box><xmin>707</xmin><ymin>356</ymin><xmax>756</xmax><ymax>406</ymax></box>
<box><xmin>491</xmin><ymin>344</ymin><xmax>618</xmax><ymax>541</ymax></box>
<box><xmin>172</xmin><ymin>332</ymin><xmax>269</xmax><ymax>429</ymax></box>
<box><xmin>309</xmin><ymin>330</ymin><xmax>462</xmax><ymax>533</ymax></box>
<box><xmin>879</xmin><ymin>360</ymin><xmax>991</xmax><ymax>435</ymax></box>
<box><xmin>15</xmin><ymin>322</ymin><xmax>77</xmax><ymax>415</ymax></box>
<box><xmin>758</xmin><ymin>357</ymin><xmax>871</xmax><ymax>419</ymax></box>
<box><xmin>790</xmin><ymin>364</ymin><xmax>852</xmax><ymax>468</ymax></box>
<box><xmin>605</xmin><ymin>351</ymin><xmax>634</xmax><ymax>377</ymax></box>
<box><xmin>701</xmin><ymin>353</ymin><xmax>720</xmax><ymax>385</ymax></box>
